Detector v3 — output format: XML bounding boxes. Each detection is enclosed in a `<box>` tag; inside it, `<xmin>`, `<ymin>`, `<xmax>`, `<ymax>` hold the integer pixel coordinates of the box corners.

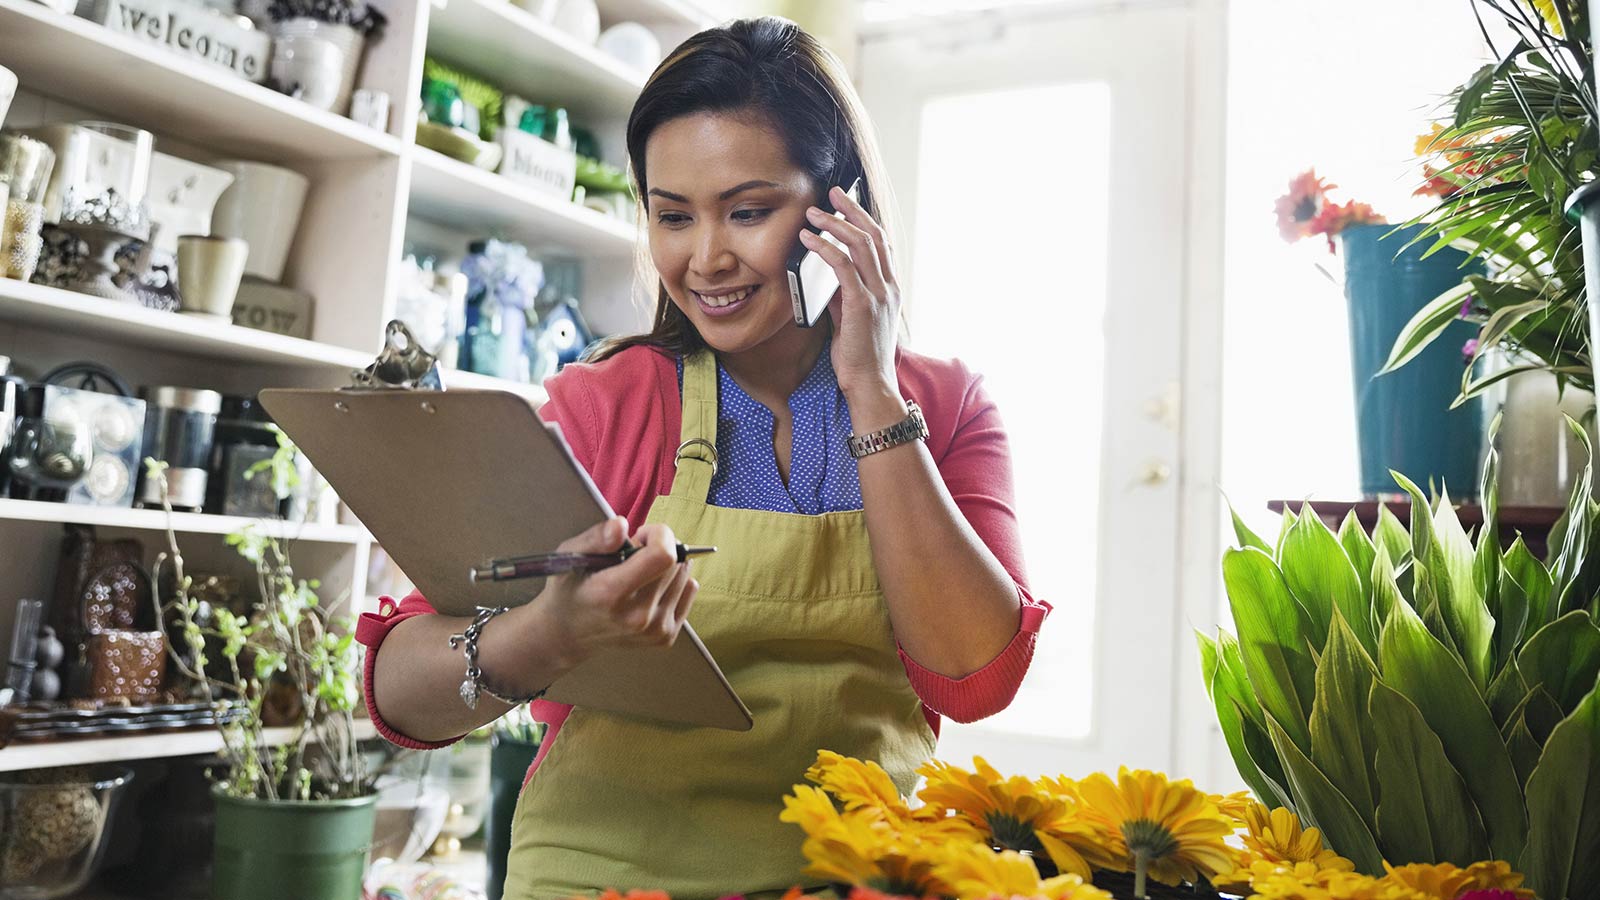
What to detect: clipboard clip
<box><xmin>349</xmin><ymin>321</ymin><xmax>446</xmax><ymax>392</ymax></box>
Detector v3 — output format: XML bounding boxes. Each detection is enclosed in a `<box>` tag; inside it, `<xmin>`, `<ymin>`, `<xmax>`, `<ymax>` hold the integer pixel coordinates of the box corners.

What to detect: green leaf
<box><xmin>1506</xmin><ymin>714</ymin><xmax>1544</xmax><ymax>788</ymax></box>
<box><xmin>1231</xmin><ymin>502</ymin><xmax>1273</xmax><ymax>554</ymax></box>
<box><xmin>1374</xmin><ymin>504</ymin><xmax>1413</xmax><ymax>571</ymax></box>
<box><xmin>1340</xmin><ymin>511</ymin><xmax>1377</xmax><ymax>602</ymax></box>
<box><xmin>1264</xmin><ymin>712</ymin><xmax>1387</xmax><ymax>876</ymax></box>
<box><xmin>1518</xmin><ymin>610</ymin><xmax>1600</xmax><ymax>715</ymax></box>
<box><xmin>1427</xmin><ymin>486</ymin><xmax>1498</xmax><ymax>691</ymax></box>
<box><xmin>1494</xmin><ymin>542</ymin><xmax>1534</xmax><ymax>673</ymax></box>
<box><xmin>1310</xmin><ymin>612</ymin><xmax>1381</xmax><ymax>832</ymax></box>
<box><xmin>1281</xmin><ymin>513</ymin><xmax>1370</xmax><ymax>654</ymax></box>
<box><xmin>1372</xmin><ymin>549</ymin><xmax>1407</xmax><ymax>639</ymax></box>
<box><xmin>1487</xmin><ymin>659</ymin><xmax>1531</xmax><ymax>732</ymax></box>
<box><xmin>1224</xmin><ymin>547</ymin><xmax>1318</xmax><ymax>753</ymax></box>
<box><xmin>1369</xmin><ymin>679</ymin><xmax>1492</xmax><ymax>863</ymax></box>
<box><xmin>1505</xmin><ymin>538</ymin><xmax>1555</xmax><ymax>638</ymax></box>
<box><xmin>1379</xmin><ymin>595</ymin><xmax>1529</xmax><ymax>862</ymax></box>
<box><xmin>1199</xmin><ymin>631</ymin><xmax>1285</xmax><ymax>811</ymax></box>
<box><xmin>1382</xmin><ymin>280</ymin><xmax>1478</xmax><ymax>375</ymax></box>
<box><xmin>1521</xmin><ymin>676</ymin><xmax>1600</xmax><ymax>900</ymax></box>
<box><xmin>1240</xmin><ymin>701</ymin><xmax>1296</xmax><ymax>811</ymax></box>
<box><xmin>1276</xmin><ymin>504</ymin><xmax>1301</xmax><ymax>565</ymax></box>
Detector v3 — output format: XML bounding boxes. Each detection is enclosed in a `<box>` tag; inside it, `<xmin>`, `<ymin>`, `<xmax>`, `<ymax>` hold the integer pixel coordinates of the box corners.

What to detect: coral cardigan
<box><xmin>356</xmin><ymin>343</ymin><xmax>1050</xmax><ymax>768</ymax></box>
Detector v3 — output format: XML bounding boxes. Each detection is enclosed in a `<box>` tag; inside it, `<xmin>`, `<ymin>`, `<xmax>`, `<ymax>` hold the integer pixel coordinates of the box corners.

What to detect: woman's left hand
<box><xmin>800</xmin><ymin>185</ymin><xmax>902</xmax><ymax>400</ymax></box>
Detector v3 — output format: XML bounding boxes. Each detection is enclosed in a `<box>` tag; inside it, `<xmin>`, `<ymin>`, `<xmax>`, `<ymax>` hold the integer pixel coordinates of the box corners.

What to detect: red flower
<box><xmin>1275</xmin><ymin>169</ymin><xmax>1335</xmax><ymax>242</ymax></box>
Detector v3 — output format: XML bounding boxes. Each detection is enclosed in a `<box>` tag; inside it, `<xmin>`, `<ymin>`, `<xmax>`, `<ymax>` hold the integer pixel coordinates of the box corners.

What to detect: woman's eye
<box><xmin>657</xmin><ymin>213</ymin><xmax>689</xmax><ymax>226</ymax></box>
<box><xmin>732</xmin><ymin>209</ymin><xmax>771</xmax><ymax>223</ymax></box>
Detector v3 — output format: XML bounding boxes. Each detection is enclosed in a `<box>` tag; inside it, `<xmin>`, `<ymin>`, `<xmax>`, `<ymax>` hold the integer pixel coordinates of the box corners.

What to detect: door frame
<box><xmin>855</xmin><ymin>0</ymin><xmax>1229</xmax><ymax>779</ymax></box>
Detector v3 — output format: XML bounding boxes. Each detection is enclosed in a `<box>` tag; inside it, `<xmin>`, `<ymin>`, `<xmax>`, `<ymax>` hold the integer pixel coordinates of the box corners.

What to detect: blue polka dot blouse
<box><xmin>675</xmin><ymin>339</ymin><xmax>863</xmax><ymax>515</ymax></box>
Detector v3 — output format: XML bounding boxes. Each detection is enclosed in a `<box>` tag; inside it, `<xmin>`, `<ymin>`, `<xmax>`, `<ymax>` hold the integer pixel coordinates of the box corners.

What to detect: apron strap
<box><xmin>671</xmin><ymin>348</ymin><xmax>718</xmax><ymax>501</ymax></box>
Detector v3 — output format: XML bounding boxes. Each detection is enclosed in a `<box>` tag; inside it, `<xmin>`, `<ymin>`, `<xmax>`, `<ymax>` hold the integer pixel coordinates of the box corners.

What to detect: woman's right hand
<box><xmin>537</xmin><ymin>516</ymin><xmax>700</xmax><ymax>664</ymax></box>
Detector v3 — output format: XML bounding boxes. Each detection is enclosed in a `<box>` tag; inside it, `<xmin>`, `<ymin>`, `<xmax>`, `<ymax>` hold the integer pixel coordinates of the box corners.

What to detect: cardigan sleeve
<box><xmin>356</xmin><ymin>369</ymin><xmax>593</xmax><ymax>749</ymax></box>
<box><xmin>897</xmin><ymin>363</ymin><xmax>1051</xmax><ymax>723</ymax></box>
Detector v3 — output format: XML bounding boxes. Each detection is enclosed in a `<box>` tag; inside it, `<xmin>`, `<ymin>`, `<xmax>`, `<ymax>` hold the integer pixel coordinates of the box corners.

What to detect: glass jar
<box><xmin>136</xmin><ymin>387</ymin><xmax>222</xmax><ymax>512</ymax></box>
<box><xmin>0</xmin><ymin>133</ymin><xmax>56</xmax><ymax>281</ymax></box>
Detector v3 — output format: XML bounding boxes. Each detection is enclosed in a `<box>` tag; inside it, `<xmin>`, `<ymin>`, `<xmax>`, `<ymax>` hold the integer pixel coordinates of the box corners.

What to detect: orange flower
<box><xmin>1310</xmin><ymin>200</ymin><xmax>1386</xmax><ymax>251</ymax></box>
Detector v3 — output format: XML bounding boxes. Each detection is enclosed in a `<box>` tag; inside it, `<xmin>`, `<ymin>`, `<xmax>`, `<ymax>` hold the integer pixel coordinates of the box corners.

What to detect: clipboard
<box><xmin>257</xmin><ymin>335</ymin><xmax>752</xmax><ymax>732</ymax></box>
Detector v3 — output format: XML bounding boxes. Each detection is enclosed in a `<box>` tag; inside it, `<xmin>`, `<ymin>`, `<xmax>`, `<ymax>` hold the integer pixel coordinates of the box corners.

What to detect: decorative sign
<box><xmin>499</xmin><ymin>129</ymin><xmax>578</xmax><ymax>201</ymax></box>
<box><xmin>232</xmin><ymin>280</ymin><xmax>314</xmax><ymax>339</ymax></box>
<box><xmin>94</xmin><ymin>0</ymin><xmax>271</xmax><ymax>83</ymax></box>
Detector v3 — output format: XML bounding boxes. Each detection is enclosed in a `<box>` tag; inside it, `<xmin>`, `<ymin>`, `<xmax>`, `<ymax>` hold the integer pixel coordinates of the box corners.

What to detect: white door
<box><xmin>858</xmin><ymin>1</ymin><xmax>1211</xmax><ymax>778</ymax></box>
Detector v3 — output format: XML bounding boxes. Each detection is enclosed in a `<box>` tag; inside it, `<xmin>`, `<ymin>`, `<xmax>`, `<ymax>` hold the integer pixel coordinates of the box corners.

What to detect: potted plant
<box><xmin>265</xmin><ymin>0</ymin><xmax>389</xmax><ymax>114</ymax></box>
<box><xmin>1387</xmin><ymin>1</ymin><xmax>1597</xmax><ymax>404</ymax></box>
<box><xmin>1201</xmin><ymin>419</ymin><xmax>1600</xmax><ymax>900</ymax></box>
<box><xmin>1275</xmin><ymin>171</ymin><xmax>1486</xmax><ymax>498</ymax></box>
<box><xmin>144</xmin><ymin>460</ymin><xmax>376</xmax><ymax>900</ymax></box>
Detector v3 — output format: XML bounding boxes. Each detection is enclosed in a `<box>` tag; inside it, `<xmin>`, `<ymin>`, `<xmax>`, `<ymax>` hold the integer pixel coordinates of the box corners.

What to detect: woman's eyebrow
<box><xmin>648</xmin><ymin>180</ymin><xmax>784</xmax><ymax>203</ymax></box>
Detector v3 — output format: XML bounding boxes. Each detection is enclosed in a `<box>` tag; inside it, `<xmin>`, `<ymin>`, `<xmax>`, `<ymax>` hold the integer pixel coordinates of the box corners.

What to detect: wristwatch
<box><xmin>848</xmin><ymin>400</ymin><xmax>928</xmax><ymax>459</ymax></box>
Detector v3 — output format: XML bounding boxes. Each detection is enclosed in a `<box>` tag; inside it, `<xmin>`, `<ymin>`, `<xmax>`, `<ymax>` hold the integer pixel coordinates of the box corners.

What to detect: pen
<box><xmin>471</xmin><ymin>542</ymin><xmax>717</xmax><ymax>582</ymax></box>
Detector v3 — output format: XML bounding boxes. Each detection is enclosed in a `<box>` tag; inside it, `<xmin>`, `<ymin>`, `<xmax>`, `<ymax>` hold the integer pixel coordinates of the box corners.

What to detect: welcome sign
<box><xmin>94</xmin><ymin>0</ymin><xmax>271</xmax><ymax>83</ymax></box>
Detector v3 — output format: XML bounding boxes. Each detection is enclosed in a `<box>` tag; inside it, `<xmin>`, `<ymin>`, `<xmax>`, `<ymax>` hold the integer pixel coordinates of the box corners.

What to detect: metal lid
<box><xmin>143</xmin><ymin>386</ymin><xmax>223</xmax><ymax>414</ymax></box>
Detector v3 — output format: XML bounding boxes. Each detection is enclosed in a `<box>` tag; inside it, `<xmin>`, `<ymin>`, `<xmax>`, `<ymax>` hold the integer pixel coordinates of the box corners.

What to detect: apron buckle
<box><xmin>674</xmin><ymin>437</ymin><xmax>718</xmax><ymax>478</ymax></box>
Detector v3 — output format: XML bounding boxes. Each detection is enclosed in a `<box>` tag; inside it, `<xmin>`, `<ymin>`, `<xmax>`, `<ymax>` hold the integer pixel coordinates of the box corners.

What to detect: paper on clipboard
<box><xmin>257</xmin><ymin>387</ymin><xmax>752</xmax><ymax>732</ymax></box>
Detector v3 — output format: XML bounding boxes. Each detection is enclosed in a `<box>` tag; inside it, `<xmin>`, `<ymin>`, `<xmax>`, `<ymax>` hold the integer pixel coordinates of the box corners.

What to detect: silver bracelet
<box><xmin>448</xmin><ymin>606</ymin><xmax>549</xmax><ymax>710</ymax></box>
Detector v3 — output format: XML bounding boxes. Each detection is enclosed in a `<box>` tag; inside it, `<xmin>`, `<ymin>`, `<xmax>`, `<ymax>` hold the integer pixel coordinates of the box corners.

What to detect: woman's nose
<box><xmin>691</xmin><ymin>226</ymin><xmax>736</xmax><ymax>276</ymax></box>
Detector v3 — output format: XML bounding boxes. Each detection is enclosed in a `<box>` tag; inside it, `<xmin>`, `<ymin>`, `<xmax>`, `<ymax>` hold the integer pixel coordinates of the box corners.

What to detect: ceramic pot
<box><xmin>597</xmin><ymin>22</ymin><xmax>662</xmax><ymax>74</ymax></box>
<box><xmin>0</xmin><ymin>64</ymin><xmax>16</xmax><ymax>131</ymax></box>
<box><xmin>270</xmin><ymin>32</ymin><xmax>345</xmax><ymax>111</ymax></box>
<box><xmin>177</xmin><ymin>234</ymin><xmax>249</xmax><ymax>319</ymax></box>
<box><xmin>213</xmin><ymin>791</ymin><xmax>377</xmax><ymax>900</ymax></box>
<box><xmin>272</xmin><ymin>19</ymin><xmax>364</xmax><ymax>113</ymax></box>
<box><xmin>209</xmin><ymin>160</ymin><xmax>309</xmax><ymax>282</ymax></box>
<box><xmin>146</xmin><ymin>153</ymin><xmax>234</xmax><ymax>256</ymax></box>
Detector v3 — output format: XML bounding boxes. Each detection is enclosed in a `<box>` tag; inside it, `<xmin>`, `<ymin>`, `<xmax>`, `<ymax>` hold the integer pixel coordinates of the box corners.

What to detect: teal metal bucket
<box><xmin>1340</xmin><ymin>222</ymin><xmax>1485</xmax><ymax>498</ymax></box>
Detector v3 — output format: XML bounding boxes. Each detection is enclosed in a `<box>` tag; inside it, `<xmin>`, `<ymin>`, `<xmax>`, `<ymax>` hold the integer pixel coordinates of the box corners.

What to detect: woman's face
<box><xmin>644</xmin><ymin>111</ymin><xmax>819</xmax><ymax>357</ymax></box>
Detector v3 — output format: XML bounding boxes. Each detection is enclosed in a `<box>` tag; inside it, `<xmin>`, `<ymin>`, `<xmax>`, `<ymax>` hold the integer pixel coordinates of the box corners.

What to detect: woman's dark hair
<box><xmin>586</xmin><ymin>16</ymin><xmax>899</xmax><ymax>363</ymax></box>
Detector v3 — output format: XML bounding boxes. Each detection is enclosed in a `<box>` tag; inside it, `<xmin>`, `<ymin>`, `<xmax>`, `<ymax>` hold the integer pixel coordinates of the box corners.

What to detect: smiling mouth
<box><xmin>693</xmin><ymin>285</ymin><xmax>757</xmax><ymax>307</ymax></box>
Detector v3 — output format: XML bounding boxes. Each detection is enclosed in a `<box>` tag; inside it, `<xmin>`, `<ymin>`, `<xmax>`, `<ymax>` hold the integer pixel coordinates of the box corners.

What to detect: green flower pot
<box><xmin>212</xmin><ymin>790</ymin><xmax>377</xmax><ymax>900</ymax></box>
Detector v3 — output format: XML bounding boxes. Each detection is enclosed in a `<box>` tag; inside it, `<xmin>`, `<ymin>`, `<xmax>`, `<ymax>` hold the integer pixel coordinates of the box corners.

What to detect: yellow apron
<box><xmin>504</xmin><ymin>348</ymin><xmax>938</xmax><ymax>900</ymax></box>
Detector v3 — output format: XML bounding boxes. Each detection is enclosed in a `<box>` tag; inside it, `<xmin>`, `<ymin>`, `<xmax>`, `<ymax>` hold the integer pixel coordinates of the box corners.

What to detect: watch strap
<box><xmin>848</xmin><ymin>399</ymin><xmax>928</xmax><ymax>459</ymax></box>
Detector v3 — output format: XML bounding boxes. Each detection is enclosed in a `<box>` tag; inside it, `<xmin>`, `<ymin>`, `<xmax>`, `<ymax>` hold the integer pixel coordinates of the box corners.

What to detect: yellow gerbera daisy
<box><xmin>809</xmin><ymin>750</ymin><xmax>908</xmax><ymax>815</ymax></box>
<box><xmin>1531</xmin><ymin>0</ymin><xmax>1576</xmax><ymax>35</ymax></box>
<box><xmin>917</xmin><ymin>759</ymin><xmax>1097</xmax><ymax>878</ymax></box>
<box><xmin>797</xmin><ymin>811</ymin><xmax>951</xmax><ymax>897</ymax></box>
<box><xmin>1246</xmin><ymin>863</ymin><xmax>1400</xmax><ymax>900</ymax></box>
<box><xmin>1210</xmin><ymin>790</ymin><xmax>1257</xmax><ymax>826</ymax></box>
<box><xmin>1074</xmin><ymin>768</ymin><xmax>1236</xmax><ymax>898</ymax></box>
<box><xmin>1379</xmin><ymin>862</ymin><xmax>1534</xmax><ymax>900</ymax></box>
<box><xmin>934</xmin><ymin>842</ymin><xmax>1112</xmax><ymax>900</ymax></box>
<box><xmin>782</xmin><ymin>784</ymin><xmax>845</xmax><ymax>834</ymax></box>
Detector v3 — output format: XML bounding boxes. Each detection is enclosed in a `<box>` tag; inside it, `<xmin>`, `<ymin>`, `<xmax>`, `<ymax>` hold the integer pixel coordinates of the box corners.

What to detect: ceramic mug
<box><xmin>177</xmin><ymin>235</ymin><xmax>249</xmax><ymax>319</ymax></box>
<box><xmin>209</xmin><ymin>160</ymin><xmax>309</xmax><ymax>282</ymax></box>
<box><xmin>273</xmin><ymin>19</ymin><xmax>364</xmax><ymax>113</ymax></box>
<box><xmin>0</xmin><ymin>65</ymin><xmax>17</xmax><ymax>132</ymax></box>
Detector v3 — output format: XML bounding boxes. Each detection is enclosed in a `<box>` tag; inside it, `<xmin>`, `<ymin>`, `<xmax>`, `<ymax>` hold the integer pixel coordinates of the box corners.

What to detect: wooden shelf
<box><xmin>0</xmin><ymin>498</ymin><xmax>370</xmax><ymax>544</ymax></box>
<box><xmin>1268</xmin><ymin>499</ymin><xmax>1564</xmax><ymax>557</ymax></box>
<box><xmin>407</xmin><ymin>147</ymin><xmax>638</xmax><ymax>258</ymax></box>
<box><xmin>0</xmin><ymin>718</ymin><xmax>378</xmax><ymax>772</ymax></box>
<box><xmin>445</xmin><ymin>367</ymin><xmax>550</xmax><ymax>405</ymax></box>
<box><xmin>427</xmin><ymin>0</ymin><xmax>646</xmax><ymax>122</ymax></box>
<box><xmin>0</xmin><ymin>278</ymin><xmax>374</xmax><ymax>373</ymax></box>
<box><xmin>0</xmin><ymin>0</ymin><xmax>403</xmax><ymax>163</ymax></box>
<box><xmin>599</xmin><ymin>0</ymin><xmax>717</xmax><ymax>27</ymax></box>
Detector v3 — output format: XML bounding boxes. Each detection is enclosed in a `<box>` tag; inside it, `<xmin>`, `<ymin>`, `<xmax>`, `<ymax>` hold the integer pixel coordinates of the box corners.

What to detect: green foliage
<box><xmin>1386</xmin><ymin>1</ymin><xmax>1599</xmax><ymax>400</ymax></box>
<box><xmin>1205</xmin><ymin>422</ymin><xmax>1600</xmax><ymax>898</ymax></box>
<box><xmin>146</xmin><ymin>459</ymin><xmax>368</xmax><ymax>802</ymax></box>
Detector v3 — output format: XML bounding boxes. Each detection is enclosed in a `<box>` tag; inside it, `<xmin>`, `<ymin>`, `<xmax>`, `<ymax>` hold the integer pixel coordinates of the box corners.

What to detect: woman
<box><xmin>357</xmin><ymin>16</ymin><xmax>1049</xmax><ymax>900</ymax></box>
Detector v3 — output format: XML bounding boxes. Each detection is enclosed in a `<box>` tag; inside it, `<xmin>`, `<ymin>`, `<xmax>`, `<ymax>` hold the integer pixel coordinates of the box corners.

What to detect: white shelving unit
<box><xmin>0</xmin><ymin>718</ymin><xmax>379</xmax><ymax>772</ymax></box>
<box><xmin>0</xmin><ymin>0</ymin><xmax>715</xmax><ymax>771</ymax></box>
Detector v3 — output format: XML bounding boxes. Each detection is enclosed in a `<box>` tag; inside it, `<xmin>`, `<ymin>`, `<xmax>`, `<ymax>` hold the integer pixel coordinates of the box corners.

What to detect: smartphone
<box><xmin>787</xmin><ymin>178</ymin><xmax>862</xmax><ymax>328</ymax></box>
